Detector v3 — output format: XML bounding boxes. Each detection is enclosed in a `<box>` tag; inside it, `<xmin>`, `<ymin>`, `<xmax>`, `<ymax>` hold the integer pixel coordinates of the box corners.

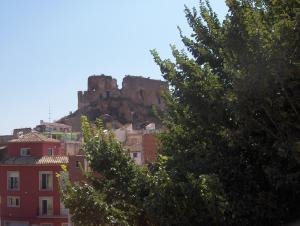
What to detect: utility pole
<box><xmin>48</xmin><ymin>105</ymin><xmax>52</xmax><ymax>138</ymax></box>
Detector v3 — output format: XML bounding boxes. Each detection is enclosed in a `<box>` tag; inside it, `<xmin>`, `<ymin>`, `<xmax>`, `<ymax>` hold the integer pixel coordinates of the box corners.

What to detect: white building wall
<box><xmin>130</xmin><ymin>152</ymin><xmax>142</xmax><ymax>165</ymax></box>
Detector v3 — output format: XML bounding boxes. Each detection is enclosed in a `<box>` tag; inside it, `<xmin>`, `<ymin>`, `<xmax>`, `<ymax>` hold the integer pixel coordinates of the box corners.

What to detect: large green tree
<box><xmin>62</xmin><ymin>0</ymin><xmax>300</xmax><ymax>225</ymax></box>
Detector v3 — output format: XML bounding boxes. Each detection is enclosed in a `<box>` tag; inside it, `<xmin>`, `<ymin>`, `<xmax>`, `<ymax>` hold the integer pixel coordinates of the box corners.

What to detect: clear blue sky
<box><xmin>0</xmin><ymin>0</ymin><xmax>227</xmax><ymax>135</ymax></box>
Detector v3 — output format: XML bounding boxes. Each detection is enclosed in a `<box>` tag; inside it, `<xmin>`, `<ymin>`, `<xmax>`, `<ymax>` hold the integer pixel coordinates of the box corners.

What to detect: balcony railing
<box><xmin>36</xmin><ymin>208</ymin><xmax>69</xmax><ymax>218</ymax></box>
<box><xmin>37</xmin><ymin>207</ymin><xmax>53</xmax><ymax>217</ymax></box>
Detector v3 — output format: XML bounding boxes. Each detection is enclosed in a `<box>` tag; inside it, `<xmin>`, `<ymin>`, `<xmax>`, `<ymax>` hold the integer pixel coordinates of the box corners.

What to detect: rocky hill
<box><xmin>58</xmin><ymin>75</ymin><xmax>168</xmax><ymax>131</ymax></box>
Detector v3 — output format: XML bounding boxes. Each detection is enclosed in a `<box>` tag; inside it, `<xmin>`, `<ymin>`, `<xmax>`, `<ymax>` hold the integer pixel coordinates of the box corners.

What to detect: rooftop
<box><xmin>9</xmin><ymin>132</ymin><xmax>60</xmax><ymax>143</ymax></box>
<box><xmin>40</xmin><ymin>121</ymin><xmax>72</xmax><ymax>129</ymax></box>
<box><xmin>0</xmin><ymin>156</ymin><xmax>69</xmax><ymax>165</ymax></box>
<box><xmin>0</xmin><ymin>135</ymin><xmax>14</xmax><ymax>143</ymax></box>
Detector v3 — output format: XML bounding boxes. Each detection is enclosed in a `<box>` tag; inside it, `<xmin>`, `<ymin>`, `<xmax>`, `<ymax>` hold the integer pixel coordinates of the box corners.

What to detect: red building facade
<box><xmin>0</xmin><ymin>132</ymin><xmax>81</xmax><ymax>226</ymax></box>
<box><xmin>142</xmin><ymin>133</ymin><xmax>158</xmax><ymax>164</ymax></box>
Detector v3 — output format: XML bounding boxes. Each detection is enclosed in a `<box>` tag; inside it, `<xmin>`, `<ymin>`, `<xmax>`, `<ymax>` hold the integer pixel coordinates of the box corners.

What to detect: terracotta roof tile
<box><xmin>0</xmin><ymin>156</ymin><xmax>69</xmax><ymax>165</ymax></box>
<box><xmin>9</xmin><ymin>132</ymin><xmax>60</xmax><ymax>143</ymax></box>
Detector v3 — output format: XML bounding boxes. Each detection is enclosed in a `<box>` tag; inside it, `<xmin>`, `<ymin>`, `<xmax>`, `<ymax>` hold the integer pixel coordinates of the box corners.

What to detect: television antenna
<box><xmin>48</xmin><ymin>105</ymin><xmax>52</xmax><ymax>123</ymax></box>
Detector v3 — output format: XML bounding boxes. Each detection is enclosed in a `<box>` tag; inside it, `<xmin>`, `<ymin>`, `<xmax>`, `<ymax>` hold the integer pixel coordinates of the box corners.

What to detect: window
<box><xmin>39</xmin><ymin>197</ymin><xmax>53</xmax><ymax>216</ymax></box>
<box><xmin>133</xmin><ymin>152</ymin><xmax>138</xmax><ymax>158</ymax></box>
<box><xmin>39</xmin><ymin>171</ymin><xmax>53</xmax><ymax>191</ymax></box>
<box><xmin>7</xmin><ymin>171</ymin><xmax>19</xmax><ymax>190</ymax></box>
<box><xmin>20</xmin><ymin>148</ymin><xmax>31</xmax><ymax>156</ymax></box>
<box><xmin>7</xmin><ymin>196</ymin><xmax>20</xmax><ymax>207</ymax></box>
<box><xmin>75</xmin><ymin>160</ymin><xmax>80</xmax><ymax>168</ymax></box>
<box><xmin>48</xmin><ymin>148</ymin><xmax>53</xmax><ymax>156</ymax></box>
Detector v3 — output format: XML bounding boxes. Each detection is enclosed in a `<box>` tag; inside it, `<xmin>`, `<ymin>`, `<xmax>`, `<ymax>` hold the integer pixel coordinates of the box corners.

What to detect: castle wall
<box><xmin>78</xmin><ymin>75</ymin><xmax>167</xmax><ymax>111</ymax></box>
<box><xmin>78</xmin><ymin>75</ymin><xmax>121</xmax><ymax>109</ymax></box>
<box><xmin>78</xmin><ymin>91</ymin><xmax>100</xmax><ymax>109</ymax></box>
<box><xmin>122</xmin><ymin>76</ymin><xmax>167</xmax><ymax>108</ymax></box>
<box><xmin>88</xmin><ymin>75</ymin><xmax>118</xmax><ymax>92</ymax></box>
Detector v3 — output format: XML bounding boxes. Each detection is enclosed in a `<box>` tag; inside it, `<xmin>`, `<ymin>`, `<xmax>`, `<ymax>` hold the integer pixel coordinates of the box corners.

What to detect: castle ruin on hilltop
<box><xmin>59</xmin><ymin>75</ymin><xmax>168</xmax><ymax>131</ymax></box>
<box><xmin>78</xmin><ymin>75</ymin><xmax>167</xmax><ymax>110</ymax></box>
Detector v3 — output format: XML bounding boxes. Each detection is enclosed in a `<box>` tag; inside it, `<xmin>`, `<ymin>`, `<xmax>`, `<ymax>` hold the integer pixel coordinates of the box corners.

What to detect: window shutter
<box><xmin>48</xmin><ymin>174</ymin><xmax>53</xmax><ymax>189</ymax></box>
<box><xmin>48</xmin><ymin>199</ymin><xmax>53</xmax><ymax>215</ymax></box>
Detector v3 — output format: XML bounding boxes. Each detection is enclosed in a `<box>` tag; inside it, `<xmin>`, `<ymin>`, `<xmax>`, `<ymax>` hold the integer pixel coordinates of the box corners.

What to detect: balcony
<box><xmin>36</xmin><ymin>208</ymin><xmax>69</xmax><ymax>218</ymax></box>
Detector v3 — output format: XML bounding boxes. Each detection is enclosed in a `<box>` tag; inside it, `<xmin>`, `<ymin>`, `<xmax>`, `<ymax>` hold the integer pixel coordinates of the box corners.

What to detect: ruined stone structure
<box><xmin>60</xmin><ymin>75</ymin><xmax>168</xmax><ymax>131</ymax></box>
<box><xmin>78</xmin><ymin>75</ymin><xmax>120</xmax><ymax>109</ymax></box>
<box><xmin>78</xmin><ymin>75</ymin><xmax>166</xmax><ymax>110</ymax></box>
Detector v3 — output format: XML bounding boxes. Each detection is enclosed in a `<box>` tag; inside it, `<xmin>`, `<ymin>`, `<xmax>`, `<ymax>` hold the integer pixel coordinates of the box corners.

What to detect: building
<box><xmin>113</xmin><ymin>123</ymin><xmax>159</xmax><ymax>165</ymax></box>
<box><xmin>35</xmin><ymin>121</ymin><xmax>72</xmax><ymax>133</ymax></box>
<box><xmin>0</xmin><ymin>132</ymin><xmax>85</xmax><ymax>226</ymax></box>
<box><xmin>13</xmin><ymin>129</ymin><xmax>32</xmax><ymax>138</ymax></box>
<box><xmin>34</xmin><ymin>121</ymin><xmax>82</xmax><ymax>156</ymax></box>
<box><xmin>0</xmin><ymin>135</ymin><xmax>13</xmax><ymax>148</ymax></box>
<box><xmin>0</xmin><ymin>128</ymin><xmax>32</xmax><ymax>148</ymax></box>
<box><xmin>142</xmin><ymin>133</ymin><xmax>158</xmax><ymax>164</ymax></box>
<box><xmin>124</xmin><ymin>128</ymin><xmax>144</xmax><ymax>166</ymax></box>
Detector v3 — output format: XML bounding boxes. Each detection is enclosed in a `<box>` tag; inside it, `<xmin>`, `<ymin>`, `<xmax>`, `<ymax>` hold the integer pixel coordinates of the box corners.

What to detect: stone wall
<box><xmin>122</xmin><ymin>76</ymin><xmax>167</xmax><ymax>109</ymax></box>
<box><xmin>88</xmin><ymin>75</ymin><xmax>118</xmax><ymax>92</ymax></box>
<box><xmin>78</xmin><ymin>75</ymin><xmax>120</xmax><ymax>109</ymax></box>
<box><xmin>78</xmin><ymin>75</ymin><xmax>167</xmax><ymax>110</ymax></box>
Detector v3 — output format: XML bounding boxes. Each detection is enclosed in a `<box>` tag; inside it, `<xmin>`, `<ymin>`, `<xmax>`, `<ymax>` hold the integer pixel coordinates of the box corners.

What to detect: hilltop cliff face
<box><xmin>59</xmin><ymin>75</ymin><xmax>168</xmax><ymax>131</ymax></box>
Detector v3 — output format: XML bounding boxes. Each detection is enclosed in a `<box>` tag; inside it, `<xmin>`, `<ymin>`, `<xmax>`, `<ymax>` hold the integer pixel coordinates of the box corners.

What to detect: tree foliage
<box><xmin>62</xmin><ymin>0</ymin><xmax>300</xmax><ymax>225</ymax></box>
